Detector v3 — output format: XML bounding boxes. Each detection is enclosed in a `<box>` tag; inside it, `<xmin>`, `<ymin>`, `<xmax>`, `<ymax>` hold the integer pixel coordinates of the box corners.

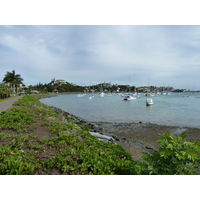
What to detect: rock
<box><xmin>88</xmin><ymin>123</ymin><xmax>99</xmax><ymax>129</ymax></box>
<box><xmin>98</xmin><ymin>127</ymin><xmax>104</xmax><ymax>132</ymax></box>
<box><xmin>144</xmin><ymin>146</ymin><xmax>157</xmax><ymax>155</ymax></box>
<box><xmin>110</xmin><ymin>135</ymin><xmax>120</xmax><ymax>141</ymax></box>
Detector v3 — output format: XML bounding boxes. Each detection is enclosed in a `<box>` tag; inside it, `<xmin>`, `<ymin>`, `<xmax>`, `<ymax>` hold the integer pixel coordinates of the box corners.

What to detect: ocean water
<box><xmin>40</xmin><ymin>93</ymin><xmax>200</xmax><ymax>128</ymax></box>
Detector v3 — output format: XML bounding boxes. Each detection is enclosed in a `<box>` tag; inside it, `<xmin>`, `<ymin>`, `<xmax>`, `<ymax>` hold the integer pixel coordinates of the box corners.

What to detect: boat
<box><xmin>88</xmin><ymin>96</ymin><xmax>94</xmax><ymax>99</ymax></box>
<box><xmin>77</xmin><ymin>94</ymin><xmax>86</xmax><ymax>97</ymax></box>
<box><xmin>99</xmin><ymin>92</ymin><xmax>105</xmax><ymax>97</ymax></box>
<box><xmin>146</xmin><ymin>98</ymin><xmax>154</xmax><ymax>106</ymax></box>
<box><xmin>145</xmin><ymin>93</ymin><xmax>154</xmax><ymax>97</ymax></box>
<box><xmin>123</xmin><ymin>94</ymin><xmax>137</xmax><ymax>101</ymax></box>
<box><xmin>99</xmin><ymin>84</ymin><xmax>105</xmax><ymax>97</ymax></box>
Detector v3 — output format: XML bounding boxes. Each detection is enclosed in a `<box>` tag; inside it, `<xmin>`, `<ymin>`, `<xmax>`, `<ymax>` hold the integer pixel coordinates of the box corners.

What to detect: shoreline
<box><xmin>50</xmin><ymin>106</ymin><xmax>200</xmax><ymax>160</ymax></box>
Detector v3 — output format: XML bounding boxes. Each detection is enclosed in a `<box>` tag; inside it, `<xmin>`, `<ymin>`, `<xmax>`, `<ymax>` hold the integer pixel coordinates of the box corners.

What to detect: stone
<box><xmin>144</xmin><ymin>146</ymin><xmax>157</xmax><ymax>155</ymax></box>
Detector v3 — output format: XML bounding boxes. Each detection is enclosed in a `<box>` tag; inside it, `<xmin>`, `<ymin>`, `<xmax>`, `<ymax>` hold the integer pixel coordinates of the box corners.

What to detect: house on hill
<box><xmin>51</xmin><ymin>79</ymin><xmax>67</xmax><ymax>85</ymax></box>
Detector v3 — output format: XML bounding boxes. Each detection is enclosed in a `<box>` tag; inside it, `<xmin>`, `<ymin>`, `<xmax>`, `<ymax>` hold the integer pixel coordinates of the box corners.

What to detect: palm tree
<box><xmin>3</xmin><ymin>70</ymin><xmax>24</xmax><ymax>95</ymax></box>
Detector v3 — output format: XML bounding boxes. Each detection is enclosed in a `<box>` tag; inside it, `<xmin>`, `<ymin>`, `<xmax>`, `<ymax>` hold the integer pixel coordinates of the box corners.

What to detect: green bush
<box><xmin>136</xmin><ymin>132</ymin><xmax>200</xmax><ymax>175</ymax></box>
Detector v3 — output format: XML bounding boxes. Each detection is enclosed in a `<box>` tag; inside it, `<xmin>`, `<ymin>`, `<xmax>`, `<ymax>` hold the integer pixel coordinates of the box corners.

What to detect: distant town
<box><xmin>1</xmin><ymin>70</ymin><xmax>200</xmax><ymax>99</ymax></box>
<box><xmin>83</xmin><ymin>81</ymin><xmax>197</xmax><ymax>93</ymax></box>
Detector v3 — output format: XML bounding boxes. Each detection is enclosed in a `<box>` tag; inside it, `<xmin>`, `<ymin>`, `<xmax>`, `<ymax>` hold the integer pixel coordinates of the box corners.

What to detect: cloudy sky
<box><xmin>1</xmin><ymin>25</ymin><xmax>200</xmax><ymax>90</ymax></box>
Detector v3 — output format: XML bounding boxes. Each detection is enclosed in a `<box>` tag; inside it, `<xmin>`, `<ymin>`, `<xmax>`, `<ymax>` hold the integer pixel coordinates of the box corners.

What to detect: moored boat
<box><xmin>145</xmin><ymin>93</ymin><xmax>154</xmax><ymax>97</ymax></box>
<box><xmin>146</xmin><ymin>98</ymin><xmax>154</xmax><ymax>106</ymax></box>
<box><xmin>88</xmin><ymin>96</ymin><xmax>94</xmax><ymax>99</ymax></box>
<box><xmin>99</xmin><ymin>92</ymin><xmax>105</xmax><ymax>97</ymax></box>
<box><xmin>123</xmin><ymin>94</ymin><xmax>137</xmax><ymax>101</ymax></box>
<box><xmin>77</xmin><ymin>94</ymin><xmax>86</xmax><ymax>97</ymax></box>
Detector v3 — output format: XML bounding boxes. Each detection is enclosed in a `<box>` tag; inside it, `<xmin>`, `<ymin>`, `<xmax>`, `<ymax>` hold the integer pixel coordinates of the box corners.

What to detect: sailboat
<box><xmin>99</xmin><ymin>84</ymin><xmax>105</xmax><ymax>97</ymax></box>
<box><xmin>122</xmin><ymin>76</ymin><xmax>136</xmax><ymax>101</ymax></box>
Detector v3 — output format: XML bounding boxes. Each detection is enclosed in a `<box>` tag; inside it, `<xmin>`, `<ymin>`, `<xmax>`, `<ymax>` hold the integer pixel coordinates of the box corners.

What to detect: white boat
<box><xmin>88</xmin><ymin>96</ymin><xmax>94</xmax><ymax>99</ymax></box>
<box><xmin>99</xmin><ymin>92</ymin><xmax>105</xmax><ymax>97</ymax></box>
<box><xmin>146</xmin><ymin>98</ymin><xmax>154</xmax><ymax>106</ymax></box>
<box><xmin>99</xmin><ymin>84</ymin><xmax>105</xmax><ymax>97</ymax></box>
<box><xmin>77</xmin><ymin>94</ymin><xmax>86</xmax><ymax>97</ymax></box>
<box><xmin>123</xmin><ymin>94</ymin><xmax>137</xmax><ymax>101</ymax></box>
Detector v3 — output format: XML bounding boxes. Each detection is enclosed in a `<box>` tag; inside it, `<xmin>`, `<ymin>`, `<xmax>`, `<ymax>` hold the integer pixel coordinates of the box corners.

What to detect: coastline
<box><xmin>92</xmin><ymin>122</ymin><xmax>200</xmax><ymax>160</ymax></box>
<box><xmin>50</xmin><ymin>106</ymin><xmax>200</xmax><ymax>160</ymax></box>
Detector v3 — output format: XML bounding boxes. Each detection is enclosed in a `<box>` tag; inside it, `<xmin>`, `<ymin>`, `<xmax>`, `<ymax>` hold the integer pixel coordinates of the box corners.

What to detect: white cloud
<box><xmin>1</xmin><ymin>25</ymin><xmax>200</xmax><ymax>89</ymax></box>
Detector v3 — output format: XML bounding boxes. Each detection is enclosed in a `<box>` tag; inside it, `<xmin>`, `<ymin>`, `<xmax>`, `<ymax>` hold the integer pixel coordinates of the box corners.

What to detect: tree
<box><xmin>0</xmin><ymin>83</ymin><xmax>13</xmax><ymax>99</ymax></box>
<box><xmin>3</xmin><ymin>70</ymin><xmax>24</xmax><ymax>95</ymax></box>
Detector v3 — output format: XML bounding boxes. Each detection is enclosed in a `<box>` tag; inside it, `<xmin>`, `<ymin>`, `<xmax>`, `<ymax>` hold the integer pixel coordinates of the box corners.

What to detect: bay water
<box><xmin>40</xmin><ymin>93</ymin><xmax>200</xmax><ymax>128</ymax></box>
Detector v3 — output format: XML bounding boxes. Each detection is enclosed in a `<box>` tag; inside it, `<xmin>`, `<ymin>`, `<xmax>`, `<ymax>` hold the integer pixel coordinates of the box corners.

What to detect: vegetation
<box><xmin>3</xmin><ymin>70</ymin><xmax>24</xmax><ymax>95</ymax></box>
<box><xmin>24</xmin><ymin>81</ymin><xmax>85</xmax><ymax>94</ymax></box>
<box><xmin>0</xmin><ymin>95</ymin><xmax>199</xmax><ymax>175</ymax></box>
<box><xmin>136</xmin><ymin>132</ymin><xmax>200</xmax><ymax>175</ymax></box>
<box><xmin>0</xmin><ymin>83</ymin><xmax>13</xmax><ymax>99</ymax></box>
<box><xmin>0</xmin><ymin>95</ymin><xmax>136</xmax><ymax>175</ymax></box>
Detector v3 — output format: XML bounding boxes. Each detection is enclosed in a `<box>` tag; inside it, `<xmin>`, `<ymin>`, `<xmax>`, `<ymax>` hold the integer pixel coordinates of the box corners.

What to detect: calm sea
<box><xmin>40</xmin><ymin>93</ymin><xmax>200</xmax><ymax>128</ymax></box>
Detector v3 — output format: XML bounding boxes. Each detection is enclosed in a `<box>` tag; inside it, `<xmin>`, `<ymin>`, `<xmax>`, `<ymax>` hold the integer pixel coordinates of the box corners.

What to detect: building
<box><xmin>51</xmin><ymin>79</ymin><xmax>67</xmax><ymax>85</ymax></box>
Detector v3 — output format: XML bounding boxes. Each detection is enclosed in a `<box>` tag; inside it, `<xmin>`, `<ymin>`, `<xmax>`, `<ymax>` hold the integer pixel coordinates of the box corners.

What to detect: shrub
<box><xmin>136</xmin><ymin>132</ymin><xmax>200</xmax><ymax>175</ymax></box>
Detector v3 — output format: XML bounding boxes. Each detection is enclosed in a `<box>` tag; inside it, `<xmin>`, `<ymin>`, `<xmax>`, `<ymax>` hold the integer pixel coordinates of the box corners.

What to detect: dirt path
<box><xmin>0</xmin><ymin>96</ymin><xmax>23</xmax><ymax>112</ymax></box>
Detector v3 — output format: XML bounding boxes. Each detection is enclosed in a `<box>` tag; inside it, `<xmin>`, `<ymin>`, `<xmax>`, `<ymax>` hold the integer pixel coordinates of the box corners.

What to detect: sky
<box><xmin>1</xmin><ymin>25</ymin><xmax>200</xmax><ymax>90</ymax></box>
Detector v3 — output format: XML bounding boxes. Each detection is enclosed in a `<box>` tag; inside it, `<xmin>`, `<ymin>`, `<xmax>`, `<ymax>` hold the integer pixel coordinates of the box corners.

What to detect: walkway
<box><xmin>0</xmin><ymin>96</ymin><xmax>23</xmax><ymax>112</ymax></box>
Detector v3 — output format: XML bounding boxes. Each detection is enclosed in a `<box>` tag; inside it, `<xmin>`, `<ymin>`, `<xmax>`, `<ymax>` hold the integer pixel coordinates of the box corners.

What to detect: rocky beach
<box><xmin>51</xmin><ymin>106</ymin><xmax>200</xmax><ymax>160</ymax></box>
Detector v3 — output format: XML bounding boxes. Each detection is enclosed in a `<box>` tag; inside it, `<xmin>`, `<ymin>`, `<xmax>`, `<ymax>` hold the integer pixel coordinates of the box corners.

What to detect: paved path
<box><xmin>0</xmin><ymin>96</ymin><xmax>23</xmax><ymax>112</ymax></box>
